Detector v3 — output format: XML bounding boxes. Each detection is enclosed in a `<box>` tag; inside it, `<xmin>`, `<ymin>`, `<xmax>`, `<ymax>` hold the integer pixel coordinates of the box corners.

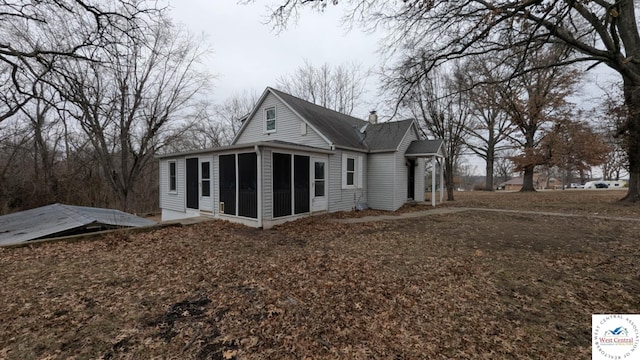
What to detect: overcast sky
<box><xmin>167</xmin><ymin>1</ymin><xmax>620</xmax><ymax>177</ymax></box>
<box><xmin>168</xmin><ymin>1</ymin><xmax>619</xmax><ymax>113</ymax></box>
<box><xmin>168</xmin><ymin>1</ymin><xmax>385</xmax><ymax>119</ymax></box>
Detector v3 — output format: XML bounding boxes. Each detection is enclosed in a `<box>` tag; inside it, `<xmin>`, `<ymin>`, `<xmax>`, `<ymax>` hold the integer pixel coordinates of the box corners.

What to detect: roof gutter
<box><xmin>405</xmin><ymin>153</ymin><xmax>445</xmax><ymax>158</ymax></box>
<box><xmin>156</xmin><ymin>141</ymin><xmax>334</xmax><ymax>159</ymax></box>
<box><xmin>332</xmin><ymin>144</ymin><xmax>369</xmax><ymax>153</ymax></box>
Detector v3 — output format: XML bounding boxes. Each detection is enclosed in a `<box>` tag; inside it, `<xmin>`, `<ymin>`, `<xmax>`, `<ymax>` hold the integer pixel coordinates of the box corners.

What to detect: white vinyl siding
<box><xmin>367</xmin><ymin>152</ymin><xmax>397</xmax><ymax>211</ymax></box>
<box><xmin>330</xmin><ymin>150</ymin><xmax>367</xmax><ymax>212</ymax></box>
<box><xmin>159</xmin><ymin>158</ymin><xmax>186</xmax><ymax>212</ymax></box>
<box><xmin>234</xmin><ymin>93</ymin><xmax>329</xmax><ymax>149</ymax></box>
<box><xmin>394</xmin><ymin>127</ymin><xmax>420</xmax><ymax>210</ymax></box>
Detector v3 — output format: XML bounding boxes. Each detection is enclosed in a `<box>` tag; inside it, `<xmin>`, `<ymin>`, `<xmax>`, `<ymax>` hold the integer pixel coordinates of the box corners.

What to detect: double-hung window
<box><xmin>265</xmin><ymin>107</ymin><xmax>276</xmax><ymax>133</ymax></box>
<box><xmin>346</xmin><ymin>158</ymin><xmax>355</xmax><ymax>186</ymax></box>
<box><xmin>342</xmin><ymin>154</ymin><xmax>363</xmax><ymax>189</ymax></box>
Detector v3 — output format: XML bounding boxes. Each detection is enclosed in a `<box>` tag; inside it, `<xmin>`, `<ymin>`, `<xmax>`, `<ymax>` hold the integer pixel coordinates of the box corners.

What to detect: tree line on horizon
<box><xmin>263</xmin><ymin>0</ymin><xmax>640</xmax><ymax>202</ymax></box>
<box><xmin>0</xmin><ymin>0</ymin><xmax>634</xmax><ymax>216</ymax></box>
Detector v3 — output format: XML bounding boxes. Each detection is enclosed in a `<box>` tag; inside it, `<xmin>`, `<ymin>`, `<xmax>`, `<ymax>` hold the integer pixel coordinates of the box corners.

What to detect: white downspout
<box><xmin>255</xmin><ymin>145</ymin><xmax>263</xmax><ymax>228</ymax></box>
<box><xmin>440</xmin><ymin>157</ymin><xmax>444</xmax><ymax>203</ymax></box>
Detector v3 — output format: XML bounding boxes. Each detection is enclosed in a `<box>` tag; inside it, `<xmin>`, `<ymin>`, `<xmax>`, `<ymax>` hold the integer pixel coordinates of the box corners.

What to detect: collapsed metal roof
<box><xmin>0</xmin><ymin>203</ymin><xmax>156</xmax><ymax>246</ymax></box>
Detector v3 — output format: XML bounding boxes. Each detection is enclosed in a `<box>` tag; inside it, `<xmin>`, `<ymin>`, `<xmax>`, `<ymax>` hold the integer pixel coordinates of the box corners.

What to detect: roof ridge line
<box><xmin>269</xmin><ymin>87</ymin><xmax>368</xmax><ymax>124</ymax></box>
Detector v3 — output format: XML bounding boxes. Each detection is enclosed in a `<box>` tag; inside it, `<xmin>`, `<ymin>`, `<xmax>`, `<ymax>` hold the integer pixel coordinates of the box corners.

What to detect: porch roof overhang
<box><xmin>156</xmin><ymin>140</ymin><xmax>334</xmax><ymax>159</ymax></box>
<box><xmin>404</xmin><ymin>139</ymin><xmax>445</xmax><ymax>159</ymax></box>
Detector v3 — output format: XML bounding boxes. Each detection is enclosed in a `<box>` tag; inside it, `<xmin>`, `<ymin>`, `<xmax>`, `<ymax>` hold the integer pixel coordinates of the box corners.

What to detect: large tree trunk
<box><xmin>621</xmin><ymin>81</ymin><xmax>640</xmax><ymax>202</ymax></box>
<box><xmin>445</xmin><ymin>160</ymin><xmax>455</xmax><ymax>201</ymax></box>
<box><xmin>485</xmin><ymin>146</ymin><xmax>495</xmax><ymax>191</ymax></box>
<box><xmin>521</xmin><ymin>164</ymin><xmax>536</xmax><ymax>192</ymax></box>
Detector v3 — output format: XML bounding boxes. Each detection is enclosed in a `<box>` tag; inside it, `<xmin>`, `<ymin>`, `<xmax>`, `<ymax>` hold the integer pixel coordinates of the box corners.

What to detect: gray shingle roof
<box><xmin>405</xmin><ymin>139</ymin><xmax>445</xmax><ymax>156</ymax></box>
<box><xmin>363</xmin><ymin>120</ymin><xmax>414</xmax><ymax>151</ymax></box>
<box><xmin>270</xmin><ymin>88</ymin><xmax>370</xmax><ymax>150</ymax></box>
<box><xmin>0</xmin><ymin>203</ymin><xmax>156</xmax><ymax>246</ymax></box>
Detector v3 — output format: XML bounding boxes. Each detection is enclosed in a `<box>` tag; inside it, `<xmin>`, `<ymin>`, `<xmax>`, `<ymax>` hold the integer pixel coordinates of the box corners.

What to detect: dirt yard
<box><xmin>1</xmin><ymin>190</ymin><xmax>638</xmax><ymax>359</ymax></box>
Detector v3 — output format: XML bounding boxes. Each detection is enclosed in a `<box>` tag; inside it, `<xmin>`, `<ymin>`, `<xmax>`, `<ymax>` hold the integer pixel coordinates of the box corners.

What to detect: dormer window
<box><xmin>265</xmin><ymin>107</ymin><xmax>276</xmax><ymax>133</ymax></box>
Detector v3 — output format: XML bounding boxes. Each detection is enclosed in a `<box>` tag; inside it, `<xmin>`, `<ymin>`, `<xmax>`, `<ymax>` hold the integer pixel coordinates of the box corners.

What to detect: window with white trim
<box><xmin>168</xmin><ymin>161</ymin><xmax>177</xmax><ymax>192</ymax></box>
<box><xmin>342</xmin><ymin>154</ymin><xmax>363</xmax><ymax>189</ymax></box>
<box><xmin>346</xmin><ymin>158</ymin><xmax>355</xmax><ymax>186</ymax></box>
<box><xmin>265</xmin><ymin>107</ymin><xmax>276</xmax><ymax>133</ymax></box>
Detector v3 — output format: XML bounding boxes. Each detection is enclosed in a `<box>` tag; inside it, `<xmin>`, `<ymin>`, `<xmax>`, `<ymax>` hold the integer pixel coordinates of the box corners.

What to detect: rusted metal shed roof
<box><xmin>0</xmin><ymin>203</ymin><xmax>156</xmax><ymax>246</ymax></box>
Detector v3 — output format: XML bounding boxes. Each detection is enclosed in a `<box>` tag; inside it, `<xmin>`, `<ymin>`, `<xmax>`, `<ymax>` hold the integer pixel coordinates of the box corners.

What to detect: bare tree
<box><xmin>494</xmin><ymin>150</ymin><xmax>517</xmax><ymax>186</ymax></box>
<box><xmin>458</xmin><ymin>56</ymin><xmax>515</xmax><ymax>191</ymax></box>
<box><xmin>0</xmin><ymin>119</ymin><xmax>32</xmax><ymax>212</ymax></box>
<box><xmin>262</xmin><ymin>0</ymin><xmax>640</xmax><ymax>200</ymax></box>
<box><xmin>56</xmin><ymin>15</ymin><xmax>211</xmax><ymax>212</ymax></box>
<box><xmin>600</xmin><ymin>85</ymin><xmax>630</xmax><ymax>181</ymax></box>
<box><xmin>500</xmin><ymin>47</ymin><xmax>580</xmax><ymax>191</ymax></box>
<box><xmin>215</xmin><ymin>91</ymin><xmax>259</xmax><ymax>144</ymax></box>
<box><xmin>602</xmin><ymin>142</ymin><xmax>628</xmax><ymax>181</ymax></box>
<box><xmin>19</xmin><ymin>84</ymin><xmax>65</xmax><ymax>202</ymax></box>
<box><xmin>167</xmin><ymin>90</ymin><xmax>258</xmax><ymax>152</ymax></box>
<box><xmin>276</xmin><ymin>60</ymin><xmax>367</xmax><ymax>115</ymax></box>
<box><xmin>0</xmin><ymin>0</ymin><xmax>158</xmax><ymax>122</ymax></box>
<box><xmin>406</xmin><ymin>66</ymin><xmax>471</xmax><ymax>201</ymax></box>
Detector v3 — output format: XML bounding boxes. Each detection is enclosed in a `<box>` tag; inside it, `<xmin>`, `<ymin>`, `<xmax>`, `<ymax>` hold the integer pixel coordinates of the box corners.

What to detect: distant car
<box><xmin>594</xmin><ymin>183</ymin><xmax>609</xmax><ymax>189</ymax></box>
<box><xmin>569</xmin><ymin>183</ymin><xmax>584</xmax><ymax>189</ymax></box>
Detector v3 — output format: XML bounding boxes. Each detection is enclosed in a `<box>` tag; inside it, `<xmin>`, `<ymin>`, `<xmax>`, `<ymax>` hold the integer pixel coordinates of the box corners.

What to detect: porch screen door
<box><xmin>312</xmin><ymin>158</ymin><xmax>328</xmax><ymax>212</ymax></box>
<box><xmin>186</xmin><ymin>158</ymin><xmax>199</xmax><ymax>210</ymax></box>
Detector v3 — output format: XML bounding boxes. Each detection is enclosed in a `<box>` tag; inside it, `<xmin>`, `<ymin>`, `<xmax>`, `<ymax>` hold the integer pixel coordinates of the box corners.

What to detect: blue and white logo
<box><xmin>593</xmin><ymin>314</ymin><xmax>639</xmax><ymax>359</ymax></box>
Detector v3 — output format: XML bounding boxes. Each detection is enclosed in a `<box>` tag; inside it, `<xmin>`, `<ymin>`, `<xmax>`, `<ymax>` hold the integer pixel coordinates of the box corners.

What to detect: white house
<box><xmin>157</xmin><ymin>87</ymin><xmax>445</xmax><ymax>228</ymax></box>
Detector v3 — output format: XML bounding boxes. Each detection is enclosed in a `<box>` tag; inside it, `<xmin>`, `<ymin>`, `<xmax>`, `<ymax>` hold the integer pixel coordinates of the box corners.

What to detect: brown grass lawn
<box><xmin>1</xmin><ymin>190</ymin><xmax>639</xmax><ymax>359</ymax></box>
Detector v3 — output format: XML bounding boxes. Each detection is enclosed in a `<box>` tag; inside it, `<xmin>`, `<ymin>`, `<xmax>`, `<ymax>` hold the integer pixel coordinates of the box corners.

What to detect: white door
<box><xmin>199</xmin><ymin>159</ymin><xmax>213</xmax><ymax>211</ymax></box>
<box><xmin>312</xmin><ymin>158</ymin><xmax>328</xmax><ymax>212</ymax></box>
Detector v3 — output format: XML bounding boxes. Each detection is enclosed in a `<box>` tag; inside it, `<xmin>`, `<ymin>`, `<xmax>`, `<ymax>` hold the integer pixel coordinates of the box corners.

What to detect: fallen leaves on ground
<box><xmin>1</xmin><ymin>191</ymin><xmax>639</xmax><ymax>359</ymax></box>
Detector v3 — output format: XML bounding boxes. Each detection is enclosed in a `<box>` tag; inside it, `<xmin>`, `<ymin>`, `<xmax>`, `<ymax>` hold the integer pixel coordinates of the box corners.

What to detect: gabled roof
<box><xmin>269</xmin><ymin>88</ymin><xmax>368</xmax><ymax>150</ymax></box>
<box><xmin>362</xmin><ymin>120</ymin><xmax>415</xmax><ymax>152</ymax></box>
<box><xmin>231</xmin><ymin>87</ymin><xmax>420</xmax><ymax>152</ymax></box>
<box><xmin>0</xmin><ymin>203</ymin><xmax>156</xmax><ymax>246</ymax></box>
<box><xmin>405</xmin><ymin>139</ymin><xmax>445</xmax><ymax>157</ymax></box>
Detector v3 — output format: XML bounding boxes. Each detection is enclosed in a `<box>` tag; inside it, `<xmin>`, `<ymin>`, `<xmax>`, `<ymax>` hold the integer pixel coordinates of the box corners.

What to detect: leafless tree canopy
<box><xmin>458</xmin><ymin>54</ymin><xmax>516</xmax><ymax>191</ymax></box>
<box><xmin>405</xmin><ymin>65</ymin><xmax>472</xmax><ymax>201</ymax></box>
<box><xmin>168</xmin><ymin>91</ymin><xmax>259</xmax><ymax>152</ymax></box>
<box><xmin>276</xmin><ymin>60</ymin><xmax>368</xmax><ymax>116</ymax></box>
<box><xmin>262</xmin><ymin>0</ymin><xmax>640</xmax><ymax>200</ymax></box>
<box><xmin>0</xmin><ymin>0</ymin><xmax>158</xmax><ymax>121</ymax></box>
<box><xmin>0</xmin><ymin>3</ymin><xmax>213</xmax><ymax>214</ymax></box>
<box><xmin>52</xmin><ymin>15</ymin><xmax>210</xmax><ymax>211</ymax></box>
<box><xmin>498</xmin><ymin>46</ymin><xmax>581</xmax><ymax>191</ymax></box>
